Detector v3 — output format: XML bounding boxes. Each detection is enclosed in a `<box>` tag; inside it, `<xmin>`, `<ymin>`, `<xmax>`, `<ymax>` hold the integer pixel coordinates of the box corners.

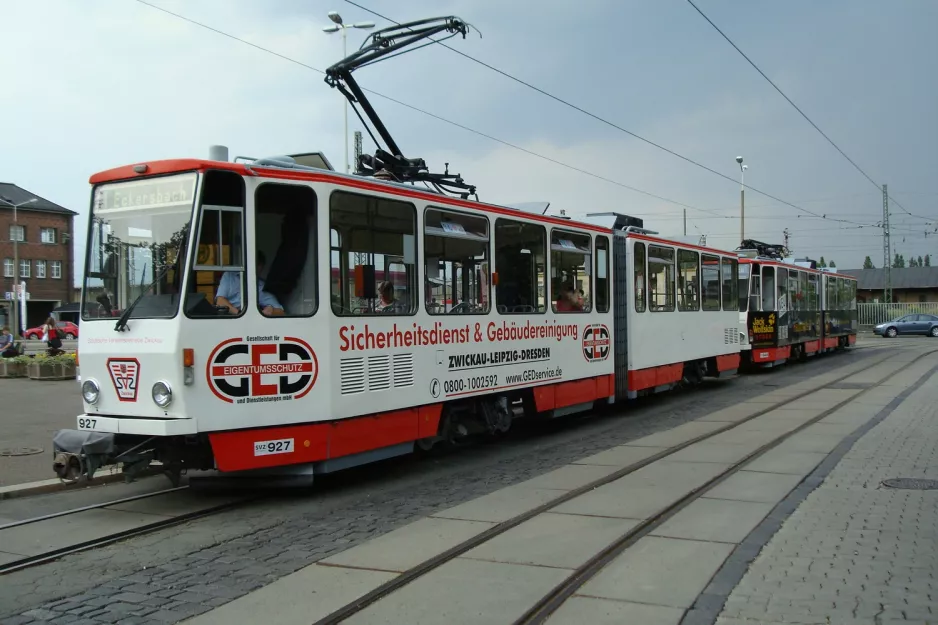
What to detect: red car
<box><xmin>23</xmin><ymin>321</ymin><xmax>79</xmax><ymax>340</ymax></box>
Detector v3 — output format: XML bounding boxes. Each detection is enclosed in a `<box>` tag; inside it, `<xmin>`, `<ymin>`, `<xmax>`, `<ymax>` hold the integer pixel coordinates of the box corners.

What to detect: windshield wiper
<box><xmin>114</xmin><ymin>263</ymin><xmax>173</xmax><ymax>332</ymax></box>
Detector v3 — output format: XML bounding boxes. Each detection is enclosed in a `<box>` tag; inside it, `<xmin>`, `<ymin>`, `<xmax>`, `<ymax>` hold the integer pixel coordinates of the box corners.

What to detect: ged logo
<box><xmin>582</xmin><ymin>324</ymin><xmax>611</xmax><ymax>362</ymax></box>
<box><xmin>206</xmin><ymin>336</ymin><xmax>318</xmax><ymax>404</ymax></box>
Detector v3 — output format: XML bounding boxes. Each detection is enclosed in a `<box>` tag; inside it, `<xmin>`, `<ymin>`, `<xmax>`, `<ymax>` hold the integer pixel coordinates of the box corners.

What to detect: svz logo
<box><xmin>206</xmin><ymin>337</ymin><xmax>319</xmax><ymax>403</ymax></box>
<box><xmin>107</xmin><ymin>358</ymin><xmax>141</xmax><ymax>402</ymax></box>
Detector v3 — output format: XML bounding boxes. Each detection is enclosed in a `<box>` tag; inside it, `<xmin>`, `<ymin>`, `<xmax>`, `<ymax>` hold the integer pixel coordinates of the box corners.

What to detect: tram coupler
<box><xmin>52</xmin><ymin>429</ymin><xmax>155</xmax><ymax>484</ymax></box>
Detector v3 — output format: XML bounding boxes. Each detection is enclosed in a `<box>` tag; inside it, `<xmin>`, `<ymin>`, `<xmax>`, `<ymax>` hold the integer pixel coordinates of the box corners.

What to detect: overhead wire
<box><xmin>134</xmin><ymin>0</ymin><xmax>730</xmax><ymax>218</ymax></box>
<box><xmin>343</xmin><ymin>0</ymin><xmax>879</xmax><ymax>229</ymax></box>
<box><xmin>684</xmin><ymin>0</ymin><xmax>934</xmax><ymax>224</ymax></box>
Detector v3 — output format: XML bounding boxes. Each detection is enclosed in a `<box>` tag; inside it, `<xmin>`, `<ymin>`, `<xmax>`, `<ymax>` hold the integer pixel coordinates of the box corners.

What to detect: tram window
<box><xmin>494</xmin><ymin>218</ymin><xmax>546</xmax><ymax>314</ymax></box>
<box><xmin>738</xmin><ymin>263</ymin><xmax>750</xmax><ymax>312</ymax></box>
<box><xmin>648</xmin><ymin>245</ymin><xmax>674</xmax><ymax>312</ymax></box>
<box><xmin>329</xmin><ymin>191</ymin><xmax>417</xmax><ymax>316</ymax></box>
<box><xmin>799</xmin><ymin>272</ymin><xmax>808</xmax><ymax>311</ymax></box>
<box><xmin>701</xmin><ymin>254</ymin><xmax>720</xmax><ymax>311</ymax></box>
<box><xmin>761</xmin><ymin>266</ymin><xmax>775</xmax><ymax>311</ymax></box>
<box><xmin>826</xmin><ymin>276</ymin><xmax>835</xmax><ymax>310</ymax></box>
<box><xmin>252</xmin><ymin>183</ymin><xmax>317</xmax><ymax>318</ymax></box>
<box><xmin>677</xmin><ymin>250</ymin><xmax>699</xmax><ymax>311</ymax></box>
<box><xmin>550</xmin><ymin>229</ymin><xmax>591</xmax><ymax>313</ymax></box>
<box><xmin>722</xmin><ymin>257</ymin><xmax>738</xmax><ymax>311</ymax></box>
<box><xmin>749</xmin><ymin>273</ymin><xmax>762</xmax><ymax>311</ymax></box>
<box><xmin>424</xmin><ymin>208</ymin><xmax>489</xmax><ymax>315</ymax></box>
<box><xmin>807</xmin><ymin>274</ymin><xmax>819</xmax><ymax>310</ymax></box>
<box><xmin>595</xmin><ymin>236</ymin><xmax>609</xmax><ymax>313</ymax></box>
<box><xmin>777</xmin><ymin>268</ymin><xmax>789</xmax><ymax>314</ymax></box>
<box><xmin>187</xmin><ymin>170</ymin><xmax>247</xmax><ymax>319</ymax></box>
<box><xmin>788</xmin><ymin>270</ymin><xmax>800</xmax><ymax>312</ymax></box>
<box><xmin>634</xmin><ymin>242</ymin><xmax>646</xmax><ymax>313</ymax></box>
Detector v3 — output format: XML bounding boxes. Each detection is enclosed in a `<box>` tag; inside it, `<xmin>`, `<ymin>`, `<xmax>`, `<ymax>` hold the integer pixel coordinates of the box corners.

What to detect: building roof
<box><xmin>0</xmin><ymin>182</ymin><xmax>78</xmax><ymax>216</ymax></box>
<box><xmin>840</xmin><ymin>267</ymin><xmax>938</xmax><ymax>290</ymax></box>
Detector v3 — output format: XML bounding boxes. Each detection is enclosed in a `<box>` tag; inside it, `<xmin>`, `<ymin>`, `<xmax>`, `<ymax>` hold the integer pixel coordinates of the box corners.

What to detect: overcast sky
<box><xmin>2</xmin><ymin>0</ymin><xmax>936</xmax><ymax>284</ymax></box>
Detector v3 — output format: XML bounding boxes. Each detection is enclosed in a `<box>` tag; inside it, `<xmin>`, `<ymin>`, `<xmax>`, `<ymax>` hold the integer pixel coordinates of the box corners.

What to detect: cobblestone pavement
<box><xmin>0</xmin><ymin>345</ymin><xmax>911</xmax><ymax>624</ymax></box>
<box><xmin>714</xmin><ymin>359</ymin><xmax>938</xmax><ymax>624</ymax></box>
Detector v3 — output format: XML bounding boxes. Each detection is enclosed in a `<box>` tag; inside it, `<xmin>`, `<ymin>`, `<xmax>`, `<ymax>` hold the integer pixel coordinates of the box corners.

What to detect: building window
<box><xmin>51</xmin><ymin>260</ymin><xmax>62</xmax><ymax>279</ymax></box>
<box><xmin>36</xmin><ymin>260</ymin><xmax>47</xmax><ymax>278</ymax></box>
<box><xmin>41</xmin><ymin>228</ymin><xmax>56</xmax><ymax>244</ymax></box>
<box><xmin>9</xmin><ymin>225</ymin><xmax>24</xmax><ymax>242</ymax></box>
<box><xmin>3</xmin><ymin>259</ymin><xmax>12</xmax><ymax>278</ymax></box>
<box><xmin>19</xmin><ymin>259</ymin><xmax>30</xmax><ymax>279</ymax></box>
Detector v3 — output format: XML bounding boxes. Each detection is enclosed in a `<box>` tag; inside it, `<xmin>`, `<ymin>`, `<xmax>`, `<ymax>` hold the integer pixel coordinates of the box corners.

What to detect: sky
<box><xmin>2</xmin><ymin>0</ymin><xmax>936</xmax><ymax>285</ymax></box>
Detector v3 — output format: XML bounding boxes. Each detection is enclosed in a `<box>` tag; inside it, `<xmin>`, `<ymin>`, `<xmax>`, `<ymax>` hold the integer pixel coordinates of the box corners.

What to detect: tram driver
<box><xmin>215</xmin><ymin>250</ymin><xmax>285</xmax><ymax>316</ymax></box>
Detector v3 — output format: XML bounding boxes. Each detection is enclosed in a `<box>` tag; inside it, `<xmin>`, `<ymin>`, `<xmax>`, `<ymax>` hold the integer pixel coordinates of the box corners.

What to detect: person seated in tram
<box><xmin>555</xmin><ymin>282</ymin><xmax>582</xmax><ymax>312</ymax></box>
<box><xmin>215</xmin><ymin>250</ymin><xmax>284</xmax><ymax>316</ymax></box>
<box><xmin>375</xmin><ymin>281</ymin><xmax>396</xmax><ymax>312</ymax></box>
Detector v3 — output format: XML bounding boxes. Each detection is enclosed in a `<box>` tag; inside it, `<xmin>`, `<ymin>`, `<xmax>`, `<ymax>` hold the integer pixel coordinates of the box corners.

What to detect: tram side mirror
<box><xmin>354</xmin><ymin>264</ymin><xmax>377</xmax><ymax>299</ymax></box>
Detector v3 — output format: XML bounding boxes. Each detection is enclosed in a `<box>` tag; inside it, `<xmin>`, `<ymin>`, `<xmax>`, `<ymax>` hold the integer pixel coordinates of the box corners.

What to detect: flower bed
<box><xmin>0</xmin><ymin>356</ymin><xmax>29</xmax><ymax>378</ymax></box>
<box><xmin>26</xmin><ymin>353</ymin><xmax>78</xmax><ymax>381</ymax></box>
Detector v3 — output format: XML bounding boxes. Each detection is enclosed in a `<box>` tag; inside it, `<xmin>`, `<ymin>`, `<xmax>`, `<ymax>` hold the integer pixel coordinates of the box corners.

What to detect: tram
<box><xmin>49</xmin><ymin>15</ymin><xmax>840</xmax><ymax>485</ymax></box>
<box><xmin>736</xmin><ymin>240</ymin><xmax>857</xmax><ymax>368</ymax></box>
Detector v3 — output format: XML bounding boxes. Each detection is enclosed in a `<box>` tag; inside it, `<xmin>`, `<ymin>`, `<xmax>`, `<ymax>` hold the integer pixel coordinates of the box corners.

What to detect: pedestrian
<box><xmin>42</xmin><ymin>316</ymin><xmax>63</xmax><ymax>355</ymax></box>
<box><xmin>0</xmin><ymin>326</ymin><xmax>18</xmax><ymax>358</ymax></box>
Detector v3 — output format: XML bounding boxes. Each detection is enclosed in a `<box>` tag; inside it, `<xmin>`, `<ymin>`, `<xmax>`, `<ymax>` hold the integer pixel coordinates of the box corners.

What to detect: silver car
<box><xmin>874</xmin><ymin>313</ymin><xmax>938</xmax><ymax>338</ymax></box>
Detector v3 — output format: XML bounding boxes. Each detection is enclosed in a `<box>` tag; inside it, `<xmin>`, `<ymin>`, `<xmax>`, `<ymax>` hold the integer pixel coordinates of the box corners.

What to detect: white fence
<box><xmin>858</xmin><ymin>302</ymin><xmax>938</xmax><ymax>327</ymax></box>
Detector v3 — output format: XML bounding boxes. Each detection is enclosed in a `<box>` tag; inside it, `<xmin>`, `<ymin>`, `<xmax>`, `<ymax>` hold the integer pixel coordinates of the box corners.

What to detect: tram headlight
<box><xmin>81</xmin><ymin>379</ymin><xmax>100</xmax><ymax>405</ymax></box>
<box><xmin>152</xmin><ymin>381</ymin><xmax>173</xmax><ymax>408</ymax></box>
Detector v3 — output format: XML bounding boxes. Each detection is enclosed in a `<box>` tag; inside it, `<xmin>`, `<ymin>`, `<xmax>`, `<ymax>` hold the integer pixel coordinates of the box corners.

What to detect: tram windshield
<box><xmin>81</xmin><ymin>173</ymin><xmax>197</xmax><ymax>321</ymax></box>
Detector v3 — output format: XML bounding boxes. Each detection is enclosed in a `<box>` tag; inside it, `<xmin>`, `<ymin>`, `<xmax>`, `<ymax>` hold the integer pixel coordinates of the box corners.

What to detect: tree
<box><xmin>910</xmin><ymin>257</ymin><xmax>918</xmax><ymax>267</ymax></box>
<box><xmin>829</xmin><ymin>259</ymin><xmax>836</xmax><ymax>268</ymax></box>
<box><xmin>926</xmin><ymin>254</ymin><xmax>931</xmax><ymax>267</ymax></box>
<box><xmin>818</xmin><ymin>256</ymin><xmax>827</xmax><ymax>268</ymax></box>
<box><xmin>862</xmin><ymin>256</ymin><xmax>874</xmax><ymax>269</ymax></box>
<box><xmin>918</xmin><ymin>256</ymin><xmax>924</xmax><ymax>267</ymax></box>
<box><xmin>893</xmin><ymin>253</ymin><xmax>905</xmax><ymax>268</ymax></box>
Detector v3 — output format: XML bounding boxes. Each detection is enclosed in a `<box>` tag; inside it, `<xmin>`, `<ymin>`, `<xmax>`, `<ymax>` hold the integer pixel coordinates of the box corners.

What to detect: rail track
<box><xmin>0</xmin><ymin>485</ymin><xmax>254</xmax><ymax>575</ymax></box>
<box><xmin>309</xmin><ymin>346</ymin><xmax>937</xmax><ymax>624</ymax></box>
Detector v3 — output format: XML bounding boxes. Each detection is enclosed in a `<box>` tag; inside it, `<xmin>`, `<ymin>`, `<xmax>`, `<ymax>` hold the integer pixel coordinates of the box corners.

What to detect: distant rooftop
<box><xmin>840</xmin><ymin>267</ymin><xmax>938</xmax><ymax>290</ymax></box>
<box><xmin>0</xmin><ymin>182</ymin><xmax>77</xmax><ymax>216</ymax></box>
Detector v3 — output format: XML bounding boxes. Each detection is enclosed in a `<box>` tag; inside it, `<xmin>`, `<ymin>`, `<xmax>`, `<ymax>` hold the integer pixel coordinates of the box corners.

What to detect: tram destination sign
<box><xmin>95</xmin><ymin>173</ymin><xmax>197</xmax><ymax>213</ymax></box>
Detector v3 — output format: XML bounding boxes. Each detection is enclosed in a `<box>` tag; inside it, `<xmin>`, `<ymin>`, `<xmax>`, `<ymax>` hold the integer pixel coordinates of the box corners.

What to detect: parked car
<box><xmin>23</xmin><ymin>321</ymin><xmax>79</xmax><ymax>340</ymax></box>
<box><xmin>874</xmin><ymin>314</ymin><xmax>938</xmax><ymax>338</ymax></box>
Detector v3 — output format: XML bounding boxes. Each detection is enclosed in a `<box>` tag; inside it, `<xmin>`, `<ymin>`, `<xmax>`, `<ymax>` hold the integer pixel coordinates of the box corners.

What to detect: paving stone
<box><xmin>713</xmin><ymin>365</ymin><xmax>938</xmax><ymax>624</ymax></box>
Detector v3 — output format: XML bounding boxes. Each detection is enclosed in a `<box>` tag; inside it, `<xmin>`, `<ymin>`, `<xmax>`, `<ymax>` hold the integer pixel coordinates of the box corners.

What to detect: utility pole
<box><xmin>683</xmin><ymin>209</ymin><xmax>687</xmax><ymax>236</ymax></box>
<box><xmin>883</xmin><ymin>184</ymin><xmax>892</xmax><ymax>303</ymax></box>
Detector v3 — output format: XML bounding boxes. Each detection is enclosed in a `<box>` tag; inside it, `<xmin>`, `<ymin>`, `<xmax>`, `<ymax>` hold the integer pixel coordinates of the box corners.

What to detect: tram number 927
<box><xmin>254</xmin><ymin>438</ymin><xmax>294</xmax><ymax>457</ymax></box>
<box><xmin>78</xmin><ymin>417</ymin><xmax>97</xmax><ymax>430</ymax></box>
<box><xmin>444</xmin><ymin>374</ymin><xmax>498</xmax><ymax>395</ymax></box>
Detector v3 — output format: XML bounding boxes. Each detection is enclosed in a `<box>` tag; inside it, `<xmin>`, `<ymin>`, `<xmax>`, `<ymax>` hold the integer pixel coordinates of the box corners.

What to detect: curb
<box><xmin>0</xmin><ymin>466</ymin><xmax>164</xmax><ymax>501</ymax></box>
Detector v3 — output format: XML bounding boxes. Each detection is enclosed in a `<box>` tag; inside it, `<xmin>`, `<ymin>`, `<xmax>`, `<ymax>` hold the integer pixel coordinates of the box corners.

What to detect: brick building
<box><xmin>0</xmin><ymin>182</ymin><xmax>77</xmax><ymax>334</ymax></box>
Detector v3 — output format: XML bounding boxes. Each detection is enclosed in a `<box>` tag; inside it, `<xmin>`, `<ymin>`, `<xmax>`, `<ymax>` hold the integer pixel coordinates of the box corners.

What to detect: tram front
<box><xmin>54</xmin><ymin>169</ymin><xmax>206</xmax><ymax>483</ymax></box>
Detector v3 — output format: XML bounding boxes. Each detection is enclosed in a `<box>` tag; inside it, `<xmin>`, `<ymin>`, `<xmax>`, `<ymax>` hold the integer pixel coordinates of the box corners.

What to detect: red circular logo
<box><xmin>206</xmin><ymin>336</ymin><xmax>318</xmax><ymax>403</ymax></box>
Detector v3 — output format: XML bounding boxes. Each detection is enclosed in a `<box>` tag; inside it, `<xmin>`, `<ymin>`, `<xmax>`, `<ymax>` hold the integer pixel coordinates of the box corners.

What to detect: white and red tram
<box><xmin>54</xmin><ymin>154</ymin><xmax>742</xmax><ymax>483</ymax></box>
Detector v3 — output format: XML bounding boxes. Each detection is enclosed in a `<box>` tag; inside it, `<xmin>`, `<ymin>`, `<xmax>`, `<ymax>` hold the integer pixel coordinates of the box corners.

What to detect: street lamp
<box><xmin>736</xmin><ymin>156</ymin><xmax>748</xmax><ymax>243</ymax></box>
<box><xmin>0</xmin><ymin>197</ymin><xmax>37</xmax><ymax>336</ymax></box>
<box><xmin>323</xmin><ymin>12</ymin><xmax>375</xmax><ymax>174</ymax></box>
